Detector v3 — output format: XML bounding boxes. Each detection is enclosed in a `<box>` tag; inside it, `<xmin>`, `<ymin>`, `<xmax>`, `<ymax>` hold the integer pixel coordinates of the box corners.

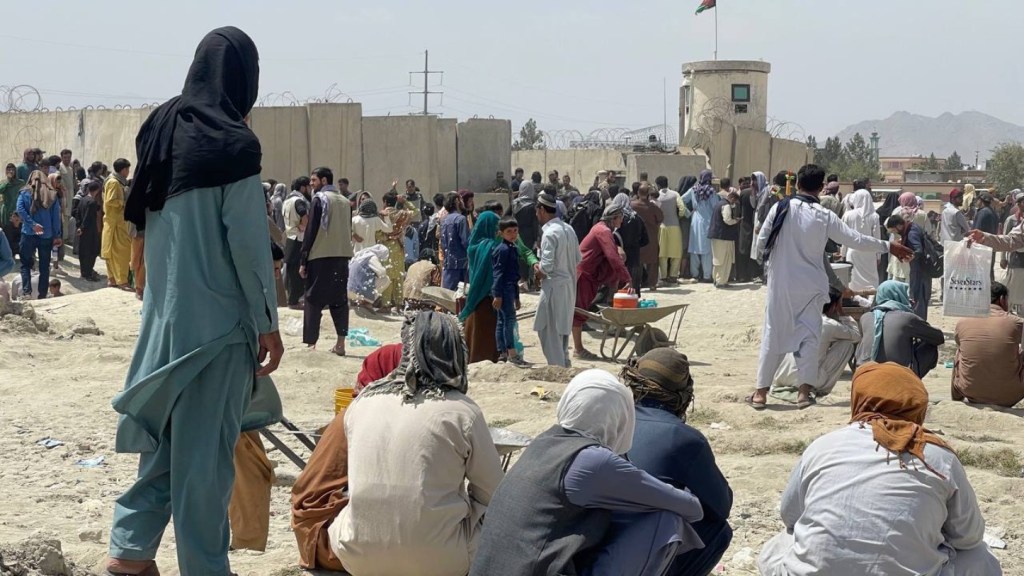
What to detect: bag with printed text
<box><xmin>942</xmin><ymin>240</ymin><xmax>992</xmax><ymax>318</ymax></box>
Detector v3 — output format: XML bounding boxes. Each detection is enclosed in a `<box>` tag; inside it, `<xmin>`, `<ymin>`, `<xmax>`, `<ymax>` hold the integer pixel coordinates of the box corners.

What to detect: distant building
<box><xmin>903</xmin><ymin>169</ymin><xmax>987</xmax><ymax>185</ymax></box>
<box><xmin>879</xmin><ymin>156</ymin><xmax>928</xmax><ymax>182</ymax></box>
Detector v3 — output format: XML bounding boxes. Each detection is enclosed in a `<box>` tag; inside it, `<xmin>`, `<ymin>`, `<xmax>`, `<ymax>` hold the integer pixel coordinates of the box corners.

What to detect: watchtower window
<box><xmin>731</xmin><ymin>84</ymin><xmax>751</xmax><ymax>103</ymax></box>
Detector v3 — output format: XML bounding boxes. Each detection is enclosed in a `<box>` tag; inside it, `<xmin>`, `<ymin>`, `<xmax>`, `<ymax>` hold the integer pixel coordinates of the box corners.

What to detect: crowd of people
<box><xmin>0</xmin><ymin>25</ymin><xmax>1016</xmax><ymax>576</ymax></box>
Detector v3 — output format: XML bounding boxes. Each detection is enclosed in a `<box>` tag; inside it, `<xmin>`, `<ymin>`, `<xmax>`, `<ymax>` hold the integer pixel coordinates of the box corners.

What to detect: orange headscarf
<box><xmin>850</xmin><ymin>362</ymin><xmax>953</xmax><ymax>477</ymax></box>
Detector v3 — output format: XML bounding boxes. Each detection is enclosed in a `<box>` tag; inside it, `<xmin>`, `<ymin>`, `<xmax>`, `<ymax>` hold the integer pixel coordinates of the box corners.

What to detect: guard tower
<box><xmin>680</xmin><ymin>60</ymin><xmax>771</xmax><ymax>141</ymax></box>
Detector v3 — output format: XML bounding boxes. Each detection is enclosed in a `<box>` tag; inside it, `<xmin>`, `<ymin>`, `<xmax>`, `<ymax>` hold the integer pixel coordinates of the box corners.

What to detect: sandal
<box><xmin>574</xmin><ymin>349</ymin><xmax>599</xmax><ymax>361</ymax></box>
<box><xmin>797</xmin><ymin>396</ymin><xmax>817</xmax><ymax>410</ymax></box>
<box><xmin>745</xmin><ymin>394</ymin><xmax>767</xmax><ymax>411</ymax></box>
<box><xmin>330</xmin><ymin>345</ymin><xmax>346</xmax><ymax>357</ymax></box>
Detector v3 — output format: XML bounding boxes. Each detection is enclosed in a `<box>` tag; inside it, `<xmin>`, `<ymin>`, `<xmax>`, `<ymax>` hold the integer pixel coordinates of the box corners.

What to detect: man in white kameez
<box><xmin>534</xmin><ymin>192</ymin><xmax>581</xmax><ymax>367</ymax></box>
<box><xmin>759</xmin><ymin>363</ymin><xmax>1003</xmax><ymax>576</ymax></box>
<box><xmin>770</xmin><ymin>289</ymin><xmax>860</xmax><ymax>404</ymax></box>
<box><xmin>750</xmin><ymin>164</ymin><xmax>911</xmax><ymax>409</ymax></box>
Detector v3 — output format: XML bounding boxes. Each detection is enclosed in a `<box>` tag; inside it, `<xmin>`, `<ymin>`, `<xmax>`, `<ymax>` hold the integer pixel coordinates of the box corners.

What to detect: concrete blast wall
<box><xmin>0</xmin><ymin>105</ymin><xmax>510</xmax><ymax>198</ymax></box>
<box><xmin>625</xmin><ymin>154</ymin><xmax>707</xmax><ymax>189</ymax></box>
<box><xmin>732</xmin><ymin>127</ymin><xmax>771</xmax><ymax>182</ymax></box>
<box><xmin>0</xmin><ymin>109</ymin><xmax>150</xmax><ymax>168</ymax></box>
<box><xmin>362</xmin><ymin>116</ymin><xmax>439</xmax><ymax>200</ymax></box>
<box><xmin>251</xmin><ymin>107</ymin><xmax>311</xmax><ymax>187</ymax></box>
<box><xmin>457</xmin><ymin>119</ymin><xmax>511</xmax><ymax>192</ymax></box>
<box><xmin>307</xmin><ymin>103</ymin><xmax>363</xmax><ymax>191</ymax></box>
<box><xmin>437</xmin><ymin>118</ymin><xmax>458</xmax><ymax>194</ymax></box>
<box><xmin>511</xmin><ymin>149</ymin><xmax>625</xmax><ymax>190</ymax></box>
<box><xmin>770</xmin><ymin>138</ymin><xmax>813</xmax><ymax>178</ymax></box>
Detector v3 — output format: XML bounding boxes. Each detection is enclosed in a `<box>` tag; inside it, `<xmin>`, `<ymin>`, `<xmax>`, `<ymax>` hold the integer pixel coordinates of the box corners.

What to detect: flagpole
<box><xmin>714</xmin><ymin>5</ymin><xmax>718</xmax><ymax>60</ymax></box>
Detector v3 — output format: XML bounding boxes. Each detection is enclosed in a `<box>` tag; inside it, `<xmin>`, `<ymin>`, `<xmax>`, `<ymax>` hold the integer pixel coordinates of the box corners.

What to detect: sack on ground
<box><xmin>942</xmin><ymin>241</ymin><xmax>991</xmax><ymax>318</ymax></box>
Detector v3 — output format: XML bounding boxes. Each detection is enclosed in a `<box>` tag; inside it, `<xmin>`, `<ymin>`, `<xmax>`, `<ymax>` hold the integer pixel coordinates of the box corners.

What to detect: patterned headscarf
<box><xmin>898</xmin><ymin>191</ymin><xmax>919</xmax><ymax>220</ymax></box>
<box><xmin>26</xmin><ymin>170</ymin><xmax>57</xmax><ymax>213</ymax></box>
<box><xmin>609</xmin><ymin>191</ymin><xmax>635</xmax><ymax>218</ymax></box>
<box><xmin>694</xmin><ymin>169</ymin><xmax>715</xmax><ymax>201</ymax></box>
<box><xmin>851</xmin><ymin>362</ymin><xmax>954</xmax><ymax>478</ymax></box>
<box><xmin>358</xmin><ymin>311</ymin><xmax>468</xmax><ymax>402</ymax></box>
<box><xmin>621</xmin><ymin>348</ymin><xmax>694</xmax><ymax>417</ymax></box>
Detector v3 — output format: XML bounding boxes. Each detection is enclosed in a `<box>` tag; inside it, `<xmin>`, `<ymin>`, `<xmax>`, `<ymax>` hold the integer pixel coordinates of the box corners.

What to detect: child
<box><xmin>492</xmin><ymin>217</ymin><xmax>528</xmax><ymax>366</ymax></box>
<box><xmin>48</xmin><ymin>278</ymin><xmax>63</xmax><ymax>298</ymax></box>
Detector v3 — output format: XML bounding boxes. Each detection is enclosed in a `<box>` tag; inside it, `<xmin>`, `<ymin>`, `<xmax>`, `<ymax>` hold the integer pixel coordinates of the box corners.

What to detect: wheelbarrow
<box><xmin>573</xmin><ymin>303</ymin><xmax>689</xmax><ymax>363</ymax></box>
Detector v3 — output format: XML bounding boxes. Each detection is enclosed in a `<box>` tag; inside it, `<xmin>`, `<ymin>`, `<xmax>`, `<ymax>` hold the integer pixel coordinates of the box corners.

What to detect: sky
<box><xmin>1</xmin><ymin>0</ymin><xmax>1020</xmax><ymax>144</ymax></box>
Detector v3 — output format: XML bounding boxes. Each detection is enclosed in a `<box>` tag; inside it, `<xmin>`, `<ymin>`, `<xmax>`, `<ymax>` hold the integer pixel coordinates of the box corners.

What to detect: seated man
<box><xmin>953</xmin><ymin>281</ymin><xmax>1024</xmax><ymax>407</ymax></box>
<box><xmin>290</xmin><ymin>342</ymin><xmax>404</xmax><ymax>572</ymax></box>
<box><xmin>471</xmin><ymin>369</ymin><xmax>704</xmax><ymax>576</ymax></box>
<box><xmin>772</xmin><ymin>288</ymin><xmax>861</xmax><ymax>407</ymax></box>
<box><xmin>856</xmin><ymin>280</ymin><xmax>944</xmax><ymax>378</ymax></box>
<box><xmin>403</xmin><ymin>248</ymin><xmax>439</xmax><ymax>310</ymax></box>
<box><xmin>623</xmin><ymin>349</ymin><xmax>733</xmax><ymax>576</ymax></box>
<box><xmin>759</xmin><ymin>363</ymin><xmax>1003</xmax><ymax>575</ymax></box>
<box><xmin>330</xmin><ymin>311</ymin><xmax>503</xmax><ymax>576</ymax></box>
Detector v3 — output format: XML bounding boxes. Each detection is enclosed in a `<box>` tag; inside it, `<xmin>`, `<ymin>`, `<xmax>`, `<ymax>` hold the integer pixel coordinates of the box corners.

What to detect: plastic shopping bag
<box><xmin>942</xmin><ymin>240</ymin><xmax>992</xmax><ymax>318</ymax></box>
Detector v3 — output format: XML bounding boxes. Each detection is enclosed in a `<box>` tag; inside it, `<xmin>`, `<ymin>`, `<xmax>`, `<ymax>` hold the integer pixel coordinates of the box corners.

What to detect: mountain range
<box><xmin>836</xmin><ymin>111</ymin><xmax>1024</xmax><ymax>162</ymax></box>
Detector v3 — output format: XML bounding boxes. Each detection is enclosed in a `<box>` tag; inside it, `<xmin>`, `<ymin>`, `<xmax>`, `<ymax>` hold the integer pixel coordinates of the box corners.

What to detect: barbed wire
<box><xmin>0</xmin><ymin>85</ymin><xmax>43</xmax><ymax>112</ymax></box>
<box><xmin>257</xmin><ymin>83</ymin><xmax>356</xmax><ymax>107</ymax></box>
<box><xmin>544</xmin><ymin>126</ymin><xmax>678</xmax><ymax>150</ymax></box>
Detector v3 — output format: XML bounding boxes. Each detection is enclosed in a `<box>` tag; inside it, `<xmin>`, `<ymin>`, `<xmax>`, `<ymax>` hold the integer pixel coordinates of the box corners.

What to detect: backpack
<box><xmin>917</xmin><ymin>225</ymin><xmax>944</xmax><ymax>279</ymax></box>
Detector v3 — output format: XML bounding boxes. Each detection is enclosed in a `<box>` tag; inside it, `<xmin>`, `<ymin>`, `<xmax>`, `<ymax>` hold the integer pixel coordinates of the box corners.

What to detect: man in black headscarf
<box><xmin>107</xmin><ymin>27</ymin><xmax>284</xmax><ymax>576</ymax></box>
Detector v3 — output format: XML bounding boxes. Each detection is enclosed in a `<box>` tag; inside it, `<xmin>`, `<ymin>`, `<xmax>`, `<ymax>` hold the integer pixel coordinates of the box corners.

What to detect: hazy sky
<box><xmin>2</xmin><ymin>0</ymin><xmax>1020</xmax><ymax>144</ymax></box>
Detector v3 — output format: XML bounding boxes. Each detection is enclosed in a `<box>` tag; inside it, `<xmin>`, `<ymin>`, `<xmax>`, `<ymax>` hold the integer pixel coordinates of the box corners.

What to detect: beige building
<box><xmin>879</xmin><ymin>156</ymin><xmax>928</xmax><ymax>182</ymax></box>
<box><xmin>680</xmin><ymin>60</ymin><xmax>771</xmax><ymax>138</ymax></box>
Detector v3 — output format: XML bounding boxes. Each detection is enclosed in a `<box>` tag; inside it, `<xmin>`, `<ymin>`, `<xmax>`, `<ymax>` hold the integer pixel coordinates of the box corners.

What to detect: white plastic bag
<box><xmin>943</xmin><ymin>241</ymin><xmax>992</xmax><ymax>318</ymax></box>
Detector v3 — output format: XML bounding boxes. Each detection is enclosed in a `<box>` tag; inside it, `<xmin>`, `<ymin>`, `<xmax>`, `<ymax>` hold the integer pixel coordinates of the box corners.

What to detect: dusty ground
<box><xmin>1</xmin><ymin>256</ymin><xmax>1022</xmax><ymax>575</ymax></box>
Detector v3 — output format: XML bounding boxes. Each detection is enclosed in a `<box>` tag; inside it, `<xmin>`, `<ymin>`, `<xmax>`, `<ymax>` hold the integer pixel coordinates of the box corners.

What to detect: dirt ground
<box><xmin>1</xmin><ymin>256</ymin><xmax>1021</xmax><ymax>575</ymax></box>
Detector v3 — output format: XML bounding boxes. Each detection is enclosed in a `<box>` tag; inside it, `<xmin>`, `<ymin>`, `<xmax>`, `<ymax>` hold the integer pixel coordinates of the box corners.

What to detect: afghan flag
<box><xmin>695</xmin><ymin>0</ymin><xmax>716</xmax><ymax>14</ymax></box>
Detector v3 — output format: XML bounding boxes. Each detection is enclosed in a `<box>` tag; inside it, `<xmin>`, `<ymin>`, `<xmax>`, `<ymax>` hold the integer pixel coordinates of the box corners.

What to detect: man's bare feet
<box><xmin>797</xmin><ymin>384</ymin><xmax>816</xmax><ymax>409</ymax></box>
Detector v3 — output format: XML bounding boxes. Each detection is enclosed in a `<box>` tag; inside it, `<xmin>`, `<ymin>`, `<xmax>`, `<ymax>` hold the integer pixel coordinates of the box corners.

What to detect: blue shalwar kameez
<box><xmin>108</xmin><ymin>174</ymin><xmax>279</xmax><ymax>575</ymax></box>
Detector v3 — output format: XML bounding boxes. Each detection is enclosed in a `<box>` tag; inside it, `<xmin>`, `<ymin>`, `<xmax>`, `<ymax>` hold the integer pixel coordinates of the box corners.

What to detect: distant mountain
<box><xmin>836</xmin><ymin>111</ymin><xmax>1024</xmax><ymax>161</ymax></box>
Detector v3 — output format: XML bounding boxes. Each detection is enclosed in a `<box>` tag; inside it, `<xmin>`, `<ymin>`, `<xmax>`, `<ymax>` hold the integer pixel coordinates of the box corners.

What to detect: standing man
<box><xmin>941</xmin><ymin>188</ymin><xmax>971</xmax><ymax>244</ymax></box>
<box><xmin>560</xmin><ymin>174</ymin><xmax>579</xmax><ymax>204</ymax></box>
<box><xmin>102</xmin><ymin>158</ymin><xmax>132</xmax><ymax>289</ymax></box>
<box><xmin>58</xmin><ymin>149</ymin><xmax>76</xmax><ymax>257</ymax></box>
<box><xmin>439</xmin><ymin>192</ymin><xmax>469</xmax><ymax>290</ymax></box>
<box><xmin>534</xmin><ymin>192</ymin><xmax>580</xmax><ymax>367</ymax></box>
<box><xmin>107</xmin><ymin>27</ymin><xmax>283</xmax><ymax>576</ymax></box>
<box><xmin>974</xmin><ymin>192</ymin><xmax>1000</xmax><ymax>280</ymax></box>
<box><xmin>76</xmin><ymin>181</ymin><xmax>103</xmax><ymax>281</ymax></box>
<box><xmin>749</xmin><ymin>164</ymin><xmax>911</xmax><ymax>410</ymax></box>
<box><xmin>283</xmin><ymin>176</ymin><xmax>311</xmax><ymax>310</ymax></box>
<box><xmin>511</xmin><ymin>167</ymin><xmax>525</xmax><ymax>191</ymax></box>
<box><xmin>884</xmin><ymin>213</ymin><xmax>933</xmax><ymax>321</ymax></box>
<box><xmin>300</xmin><ymin>167</ymin><xmax>353</xmax><ymax>356</ymax></box>
<box><xmin>15</xmin><ymin>148</ymin><xmax>39</xmax><ymax>182</ymax></box>
<box><xmin>632</xmin><ymin>183</ymin><xmax>663</xmax><ymax>291</ymax></box>
<box><xmin>392</xmin><ymin>178</ymin><xmax>426</xmax><ymax>224</ymax></box>
<box><xmin>0</xmin><ymin>163</ymin><xmax>24</xmax><ymax>255</ymax></box>
<box><xmin>656</xmin><ymin>176</ymin><xmax>686</xmax><ymax>283</ymax></box>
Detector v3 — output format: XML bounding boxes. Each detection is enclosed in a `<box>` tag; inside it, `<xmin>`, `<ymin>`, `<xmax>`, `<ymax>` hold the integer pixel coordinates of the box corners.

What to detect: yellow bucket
<box><xmin>335</xmin><ymin>387</ymin><xmax>354</xmax><ymax>414</ymax></box>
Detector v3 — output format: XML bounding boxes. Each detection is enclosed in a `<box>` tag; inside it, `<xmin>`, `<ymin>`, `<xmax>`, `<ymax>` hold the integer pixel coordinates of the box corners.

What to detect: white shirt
<box><xmin>330</xmin><ymin>391</ymin><xmax>503</xmax><ymax>576</ymax></box>
<box><xmin>351</xmin><ymin>215</ymin><xmax>393</xmax><ymax>254</ymax></box>
<box><xmin>756</xmin><ymin>198</ymin><xmax>888</xmax><ymax>354</ymax></box>
<box><xmin>534</xmin><ymin>217</ymin><xmax>581</xmax><ymax>336</ymax></box>
<box><xmin>775</xmin><ymin>425</ymin><xmax>986</xmax><ymax>576</ymax></box>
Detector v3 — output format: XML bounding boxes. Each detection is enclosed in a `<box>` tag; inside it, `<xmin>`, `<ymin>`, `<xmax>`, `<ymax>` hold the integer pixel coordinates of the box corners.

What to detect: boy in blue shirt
<box><xmin>493</xmin><ymin>217</ymin><xmax>529</xmax><ymax>366</ymax></box>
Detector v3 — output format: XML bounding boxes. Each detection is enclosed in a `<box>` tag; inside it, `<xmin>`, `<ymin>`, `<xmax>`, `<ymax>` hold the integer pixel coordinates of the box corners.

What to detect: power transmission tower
<box><xmin>409</xmin><ymin>50</ymin><xmax>443</xmax><ymax>115</ymax></box>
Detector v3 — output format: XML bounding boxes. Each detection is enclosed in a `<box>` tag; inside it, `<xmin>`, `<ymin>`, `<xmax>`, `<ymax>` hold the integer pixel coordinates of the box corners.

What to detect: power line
<box><xmin>408</xmin><ymin>50</ymin><xmax>443</xmax><ymax>115</ymax></box>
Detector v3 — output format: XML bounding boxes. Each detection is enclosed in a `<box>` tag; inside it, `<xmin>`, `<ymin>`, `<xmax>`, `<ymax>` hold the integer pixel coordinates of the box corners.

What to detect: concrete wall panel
<box><xmin>436</xmin><ymin>118</ymin><xmax>458</xmax><ymax>193</ymax></box>
<box><xmin>709</xmin><ymin>125</ymin><xmax>735</xmax><ymax>180</ymax></box>
<box><xmin>456</xmin><ymin>119</ymin><xmax>511</xmax><ymax>193</ymax></box>
<box><xmin>733</xmin><ymin>127</ymin><xmax>771</xmax><ymax>181</ymax></box>
<box><xmin>770</xmin><ymin>138</ymin><xmax>812</xmax><ymax>177</ymax></box>
<box><xmin>362</xmin><ymin>116</ymin><xmax>438</xmax><ymax>199</ymax></box>
<box><xmin>308</xmin><ymin>103</ymin><xmax>363</xmax><ymax>190</ymax></box>
<box><xmin>250</xmin><ymin>106</ymin><xmax>310</xmax><ymax>186</ymax></box>
<box><xmin>626</xmin><ymin>154</ymin><xmax>707</xmax><ymax>190</ymax></box>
